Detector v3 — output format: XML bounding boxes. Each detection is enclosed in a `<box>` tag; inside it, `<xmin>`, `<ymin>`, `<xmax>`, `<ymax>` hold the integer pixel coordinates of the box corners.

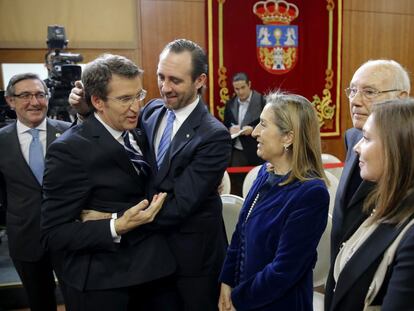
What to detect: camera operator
<box><xmin>44</xmin><ymin>25</ymin><xmax>82</xmax><ymax>122</ymax></box>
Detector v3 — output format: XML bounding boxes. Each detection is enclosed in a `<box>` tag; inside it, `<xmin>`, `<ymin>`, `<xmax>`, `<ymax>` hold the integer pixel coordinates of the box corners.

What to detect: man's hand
<box><xmin>69</xmin><ymin>80</ymin><xmax>91</xmax><ymax>117</ymax></box>
<box><xmin>241</xmin><ymin>125</ymin><xmax>253</xmax><ymax>136</ymax></box>
<box><xmin>115</xmin><ymin>193</ymin><xmax>167</xmax><ymax>235</ymax></box>
<box><xmin>218</xmin><ymin>283</ymin><xmax>235</xmax><ymax>311</ymax></box>
<box><xmin>229</xmin><ymin>125</ymin><xmax>241</xmax><ymax>135</ymax></box>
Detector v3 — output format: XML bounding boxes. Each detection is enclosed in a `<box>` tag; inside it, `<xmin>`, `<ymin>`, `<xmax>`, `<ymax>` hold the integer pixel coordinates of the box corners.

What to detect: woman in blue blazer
<box><xmin>219</xmin><ymin>93</ymin><xmax>330</xmax><ymax>310</ymax></box>
<box><xmin>326</xmin><ymin>98</ymin><xmax>414</xmax><ymax>311</ymax></box>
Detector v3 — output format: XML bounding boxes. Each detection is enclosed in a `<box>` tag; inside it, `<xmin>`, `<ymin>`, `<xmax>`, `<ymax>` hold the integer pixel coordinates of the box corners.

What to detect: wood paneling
<box><xmin>139</xmin><ymin>0</ymin><xmax>206</xmax><ymax>101</ymax></box>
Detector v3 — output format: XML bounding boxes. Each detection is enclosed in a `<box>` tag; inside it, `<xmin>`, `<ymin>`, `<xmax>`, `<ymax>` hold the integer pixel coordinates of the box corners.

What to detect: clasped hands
<box><xmin>80</xmin><ymin>193</ymin><xmax>167</xmax><ymax>235</ymax></box>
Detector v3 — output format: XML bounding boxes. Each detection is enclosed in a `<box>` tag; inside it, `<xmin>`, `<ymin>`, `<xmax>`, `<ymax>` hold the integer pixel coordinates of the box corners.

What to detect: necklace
<box><xmin>245</xmin><ymin>193</ymin><xmax>260</xmax><ymax>223</ymax></box>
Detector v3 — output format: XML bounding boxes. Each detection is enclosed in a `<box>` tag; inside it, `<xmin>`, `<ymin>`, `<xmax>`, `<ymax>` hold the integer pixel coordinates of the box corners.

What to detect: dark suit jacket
<box><xmin>326</xmin><ymin>201</ymin><xmax>414</xmax><ymax>311</ymax></box>
<box><xmin>41</xmin><ymin>115</ymin><xmax>176</xmax><ymax>291</ymax></box>
<box><xmin>223</xmin><ymin>90</ymin><xmax>265</xmax><ymax>166</ymax></box>
<box><xmin>141</xmin><ymin>98</ymin><xmax>232</xmax><ymax>277</ymax></box>
<box><xmin>0</xmin><ymin>118</ymin><xmax>70</xmax><ymax>261</ymax></box>
<box><xmin>326</xmin><ymin>128</ymin><xmax>375</xmax><ymax>307</ymax></box>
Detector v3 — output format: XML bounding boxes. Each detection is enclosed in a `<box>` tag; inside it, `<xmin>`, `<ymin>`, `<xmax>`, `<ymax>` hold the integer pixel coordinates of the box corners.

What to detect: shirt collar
<box><xmin>94</xmin><ymin>112</ymin><xmax>124</xmax><ymax>141</ymax></box>
<box><xmin>17</xmin><ymin>118</ymin><xmax>47</xmax><ymax>134</ymax></box>
<box><xmin>171</xmin><ymin>96</ymin><xmax>199</xmax><ymax>124</ymax></box>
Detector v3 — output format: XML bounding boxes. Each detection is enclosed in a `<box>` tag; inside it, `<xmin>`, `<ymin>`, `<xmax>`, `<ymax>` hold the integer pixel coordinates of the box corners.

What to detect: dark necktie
<box><xmin>157</xmin><ymin>110</ymin><xmax>175</xmax><ymax>169</ymax></box>
<box><xmin>28</xmin><ymin>128</ymin><xmax>44</xmax><ymax>184</ymax></box>
<box><xmin>122</xmin><ymin>131</ymin><xmax>150</xmax><ymax>176</ymax></box>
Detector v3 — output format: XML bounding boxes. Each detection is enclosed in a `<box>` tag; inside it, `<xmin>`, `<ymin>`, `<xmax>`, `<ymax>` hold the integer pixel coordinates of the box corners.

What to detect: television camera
<box><xmin>45</xmin><ymin>25</ymin><xmax>83</xmax><ymax>121</ymax></box>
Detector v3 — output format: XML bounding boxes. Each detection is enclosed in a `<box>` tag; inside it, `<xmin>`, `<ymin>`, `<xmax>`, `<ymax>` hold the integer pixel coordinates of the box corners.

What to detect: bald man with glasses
<box><xmin>325</xmin><ymin>59</ymin><xmax>410</xmax><ymax>309</ymax></box>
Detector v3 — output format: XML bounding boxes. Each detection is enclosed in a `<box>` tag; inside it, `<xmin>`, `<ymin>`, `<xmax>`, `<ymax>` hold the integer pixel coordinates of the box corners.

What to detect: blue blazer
<box><xmin>140</xmin><ymin>98</ymin><xmax>232</xmax><ymax>278</ymax></box>
<box><xmin>220</xmin><ymin>165</ymin><xmax>329</xmax><ymax>311</ymax></box>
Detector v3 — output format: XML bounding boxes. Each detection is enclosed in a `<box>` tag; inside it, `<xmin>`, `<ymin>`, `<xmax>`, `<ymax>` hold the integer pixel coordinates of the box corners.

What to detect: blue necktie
<box><xmin>122</xmin><ymin>131</ymin><xmax>150</xmax><ymax>176</ymax></box>
<box><xmin>28</xmin><ymin>128</ymin><xmax>44</xmax><ymax>184</ymax></box>
<box><xmin>157</xmin><ymin>110</ymin><xmax>175</xmax><ymax>169</ymax></box>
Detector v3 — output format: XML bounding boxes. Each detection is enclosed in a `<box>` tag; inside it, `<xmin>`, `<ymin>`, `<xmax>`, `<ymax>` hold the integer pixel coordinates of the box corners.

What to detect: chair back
<box><xmin>221</xmin><ymin>194</ymin><xmax>244</xmax><ymax>241</ymax></box>
<box><xmin>322</xmin><ymin>153</ymin><xmax>343</xmax><ymax>180</ymax></box>
<box><xmin>242</xmin><ymin>165</ymin><xmax>262</xmax><ymax>198</ymax></box>
<box><xmin>220</xmin><ymin>171</ymin><xmax>231</xmax><ymax>195</ymax></box>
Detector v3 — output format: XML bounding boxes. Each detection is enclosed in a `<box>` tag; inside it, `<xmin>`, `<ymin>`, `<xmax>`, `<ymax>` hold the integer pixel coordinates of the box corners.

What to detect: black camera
<box><xmin>45</xmin><ymin>25</ymin><xmax>83</xmax><ymax>121</ymax></box>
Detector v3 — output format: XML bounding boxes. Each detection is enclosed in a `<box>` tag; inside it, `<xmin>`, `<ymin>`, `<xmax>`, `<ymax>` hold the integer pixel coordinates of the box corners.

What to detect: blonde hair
<box><xmin>364</xmin><ymin>98</ymin><xmax>414</xmax><ymax>224</ymax></box>
<box><xmin>265</xmin><ymin>92</ymin><xmax>327</xmax><ymax>185</ymax></box>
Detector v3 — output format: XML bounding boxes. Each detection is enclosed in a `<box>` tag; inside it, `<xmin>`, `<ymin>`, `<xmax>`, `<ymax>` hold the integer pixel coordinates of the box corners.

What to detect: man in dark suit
<box><xmin>41</xmin><ymin>54</ymin><xmax>177</xmax><ymax>311</ymax></box>
<box><xmin>141</xmin><ymin>39</ymin><xmax>232</xmax><ymax>310</ymax></box>
<box><xmin>0</xmin><ymin>73</ymin><xmax>70</xmax><ymax>311</ymax></box>
<box><xmin>326</xmin><ymin>60</ymin><xmax>410</xmax><ymax>306</ymax></box>
<box><xmin>223</xmin><ymin>72</ymin><xmax>265</xmax><ymax>167</ymax></box>
<box><xmin>69</xmin><ymin>40</ymin><xmax>232</xmax><ymax>310</ymax></box>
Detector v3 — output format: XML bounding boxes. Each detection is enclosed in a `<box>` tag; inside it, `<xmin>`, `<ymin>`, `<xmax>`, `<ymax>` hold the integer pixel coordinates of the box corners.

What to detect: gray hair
<box><xmin>5</xmin><ymin>73</ymin><xmax>48</xmax><ymax>97</ymax></box>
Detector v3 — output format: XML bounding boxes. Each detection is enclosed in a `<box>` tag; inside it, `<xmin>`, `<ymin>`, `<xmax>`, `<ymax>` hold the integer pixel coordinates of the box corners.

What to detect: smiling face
<box><xmin>92</xmin><ymin>74</ymin><xmax>143</xmax><ymax>131</ymax></box>
<box><xmin>252</xmin><ymin>104</ymin><xmax>291</xmax><ymax>165</ymax></box>
<box><xmin>354</xmin><ymin>114</ymin><xmax>384</xmax><ymax>182</ymax></box>
<box><xmin>157</xmin><ymin>51</ymin><xmax>206</xmax><ymax>110</ymax></box>
<box><xmin>6</xmin><ymin>79</ymin><xmax>48</xmax><ymax>128</ymax></box>
<box><xmin>349</xmin><ymin>64</ymin><xmax>401</xmax><ymax>130</ymax></box>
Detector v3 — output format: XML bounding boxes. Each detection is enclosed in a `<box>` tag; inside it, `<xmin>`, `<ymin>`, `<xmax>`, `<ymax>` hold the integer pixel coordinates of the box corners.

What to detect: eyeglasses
<box><xmin>106</xmin><ymin>89</ymin><xmax>147</xmax><ymax>107</ymax></box>
<box><xmin>344</xmin><ymin>87</ymin><xmax>401</xmax><ymax>100</ymax></box>
<box><xmin>13</xmin><ymin>92</ymin><xmax>48</xmax><ymax>101</ymax></box>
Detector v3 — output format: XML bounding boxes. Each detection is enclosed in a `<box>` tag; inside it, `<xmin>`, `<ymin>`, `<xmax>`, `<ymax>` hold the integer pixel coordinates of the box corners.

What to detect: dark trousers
<box><xmin>12</xmin><ymin>255</ymin><xmax>58</xmax><ymax>311</ymax></box>
<box><xmin>176</xmin><ymin>275</ymin><xmax>220</xmax><ymax>311</ymax></box>
<box><xmin>65</xmin><ymin>276</ymin><xmax>181</xmax><ymax>311</ymax></box>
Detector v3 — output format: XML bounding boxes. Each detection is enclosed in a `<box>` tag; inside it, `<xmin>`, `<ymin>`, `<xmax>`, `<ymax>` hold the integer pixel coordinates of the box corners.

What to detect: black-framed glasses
<box><xmin>106</xmin><ymin>89</ymin><xmax>147</xmax><ymax>107</ymax></box>
<box><xmin>13</xmin><ymin>92</ymin><xmax>48</xmax><ymax>101</ymax></box>
<box><xmin>344</xmin><ymin>87</ymin><xmax>401</xmax><ymax>100</ymax></box>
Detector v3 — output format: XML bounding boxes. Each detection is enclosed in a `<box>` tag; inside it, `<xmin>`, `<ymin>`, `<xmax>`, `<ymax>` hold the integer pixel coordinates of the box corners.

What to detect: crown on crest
<box><xmin>253</xmin><ymin>0</ymin><xmax>299</xmax><ymax>25</ymax></box>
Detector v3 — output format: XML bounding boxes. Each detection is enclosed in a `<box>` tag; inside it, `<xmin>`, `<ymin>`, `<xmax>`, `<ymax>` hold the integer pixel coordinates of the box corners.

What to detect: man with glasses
<box><xmin>0</xmin><ymin>73</ymin><xmax>71</xmax><ymax>311</ymax></box>
<box><xmin>325</xmin><ymin>59</ymin><xmax>410</xmax><ymax>308</ymax></box>
<box><xmin>41</xmin><ymin>54</ymin><xmax>178</xmax><ymax>311</ymax></box>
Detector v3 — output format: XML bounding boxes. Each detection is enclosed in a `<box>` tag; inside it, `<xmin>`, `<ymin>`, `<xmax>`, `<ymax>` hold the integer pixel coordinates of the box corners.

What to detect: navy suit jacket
<box><xmin>41</xmin><ymin>115</ymin><xmax>176</xmax><ymax>290</ymax></box>
<box><xmin>141</xmin><ymin>98</ymin><xmax>232</xmax><ymax>277</ymax></box>
<box><xmin>223</xmin><ymin>90</ymin><xmax>265</xmax><ymax>165</ymax></box>
<box><xmin>220</xmin><ymin>165</ymin><xmax>329</xmax><ymax>310</ymax></box>
<box><xmin>0</xmin><ymin>118</ymin><xmax>70</xmax><ymax>261</ymax></box>
<box><xmin>326</xmin><ymin>194</ymin><xmax>414</xmax><ymax>311</ymax></box>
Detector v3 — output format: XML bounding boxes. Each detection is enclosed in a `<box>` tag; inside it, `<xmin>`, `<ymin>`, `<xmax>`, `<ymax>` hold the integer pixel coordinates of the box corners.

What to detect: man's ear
<box><xmin>5</xmin><ymin>96</ymin><xmax>15</xmax><ymax>110</ymax></box>
<box><xmin>195</xmin><ymin>73</ymin><xmax>207</xmax><ymax>91</ymax></box>
<box><xmin>91</xmin><ymin>95</ymin><xmax>104</xmax><ymax>112</ymax></box>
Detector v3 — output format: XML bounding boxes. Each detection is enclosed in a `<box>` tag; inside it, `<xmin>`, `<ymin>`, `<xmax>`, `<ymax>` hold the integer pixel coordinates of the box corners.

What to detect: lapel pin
<box><xmin>56</xmin><ymin>133</ymin><xmax>61</xmax><ymax>137</ymax></box>
<box><xmin>186</xmin><ymin>134</ymin><xmax>190</xmax><ymax>138</ymax></box>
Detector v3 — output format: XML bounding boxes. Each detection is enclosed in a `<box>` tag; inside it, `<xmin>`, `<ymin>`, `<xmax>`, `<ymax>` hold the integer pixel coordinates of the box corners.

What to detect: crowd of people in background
<box><xmin>1</xmin><ymin>38</ymin><xmax>414</xmax><ymax>311</ymax></box>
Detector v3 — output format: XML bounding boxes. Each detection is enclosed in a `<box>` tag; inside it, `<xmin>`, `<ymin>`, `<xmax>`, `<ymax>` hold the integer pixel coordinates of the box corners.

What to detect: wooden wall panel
<box><xmin>139</xmin><ymin>0</ymin><xmax>205</xmax><ymax>101</ymax></box>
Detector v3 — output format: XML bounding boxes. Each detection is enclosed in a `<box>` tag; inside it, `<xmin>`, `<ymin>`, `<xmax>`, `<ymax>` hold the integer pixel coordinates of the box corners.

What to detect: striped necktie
<box><xmin>28</xmin><ymin>128</ymin><xmax>44</xmax><ymax>184</ymax></box>
<box><xmin>122</xmin><ymin>131</ymin><xmax>150</xmax><ymax>176</ymax></box>
<box><xmin>157</xmin><ymin>110</ymin><xmax>175</xmax><ymax>169</ymax></box>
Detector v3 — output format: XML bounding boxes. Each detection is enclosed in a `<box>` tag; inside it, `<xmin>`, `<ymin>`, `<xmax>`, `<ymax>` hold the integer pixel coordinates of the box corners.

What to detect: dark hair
<box><xmin>5</xmin><ymin>73</ymin><xmax>48</xmax><ymax>97</ymax></box>
<box><xmin>232</xmin><ymin>72</ymin><xmax>250</xmax><ymax>83</ymax></box>
<box><xmin>364</xmin><ymin>98</ymin><xmax>414</xmax><ymax>224</ymax></box>
<box><xmin>161</xmin><ymin>39</ymin><xmax>208</xmax><ymax>94</ymax></box>
<box><xmin>82</xmin><ymin>54</ymin><xmax>143</xmax><ymax>109</ymax></box>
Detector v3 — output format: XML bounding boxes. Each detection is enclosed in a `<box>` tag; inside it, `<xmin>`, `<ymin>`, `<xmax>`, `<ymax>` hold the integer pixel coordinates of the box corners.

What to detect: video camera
<box><xmin>45</xmin><ymin>25</ymin><xmax>83</xmax><ymax>121</ymax></box>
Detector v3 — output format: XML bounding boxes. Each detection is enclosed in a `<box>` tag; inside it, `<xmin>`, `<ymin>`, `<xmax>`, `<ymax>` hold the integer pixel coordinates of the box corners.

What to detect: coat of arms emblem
<box><xmin>254</xmin><ymin>0</ymin><xmax>299</xmax><ymax>75</ymax></box>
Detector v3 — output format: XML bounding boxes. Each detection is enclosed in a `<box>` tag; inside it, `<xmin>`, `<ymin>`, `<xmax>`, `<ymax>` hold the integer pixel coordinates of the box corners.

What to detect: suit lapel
<box><xmin>155</xmin><ymin>101</ymin><xmax>205</xmax><ymax>181</ymax></box>
<box><xmin>331</xmin><ymin>222</ymin><xmax>408</xmax><ymax>309</ymax></box>
<box><xmin>230</xmin><ymin>98</ymin><xmax>239</xmax><ymax>123</ymax></box>
<box><xmin>88</xmin><ymin>116</ymin><xmax>142</xmax><ymax>182</ymax></box>
<box><xmin>241</xmin><ymin>91</ymin><xmax>261</xmax><ymax>126</ymax></box>
<box><xmin>46</xmin><ymin>119</ymin><xmax>65</xmax><ymax>148</ymax></box>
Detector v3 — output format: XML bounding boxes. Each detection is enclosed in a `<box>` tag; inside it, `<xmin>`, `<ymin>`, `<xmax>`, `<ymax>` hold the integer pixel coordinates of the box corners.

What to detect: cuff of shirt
<box><xmin>110</xmin><ymin>213</ymin><xmax>121</xmax><ymax>243</ymax></box>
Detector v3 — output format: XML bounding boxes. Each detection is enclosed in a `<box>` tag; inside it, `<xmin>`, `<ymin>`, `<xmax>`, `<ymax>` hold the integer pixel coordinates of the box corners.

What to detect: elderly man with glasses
<box><xmin>325</xmin><ymin>59</ymin><xmax>410</xmax><ymax>309</ymax></box>
<box><xmin>0</xmin><ymin>73</ymin><xmax>71</xmax><ymax>311</ymax></box>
